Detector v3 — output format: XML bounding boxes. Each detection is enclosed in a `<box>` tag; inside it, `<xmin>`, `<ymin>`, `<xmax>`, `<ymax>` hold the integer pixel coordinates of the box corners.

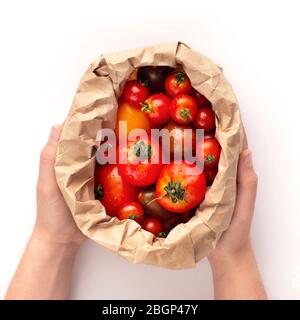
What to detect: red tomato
<box><xmin>141</xmin><ymin>93</ymin><xmax>171</xmax><ymax>126</ymax></box>
<box><xmin>117</xmin><ymin>135</ymin><xmax>163</xmax><ymax>187</ymax></box>
<box><xmin>117</xmin><ymin>202</ymin><xmax>144</xmax><ymax>224</ymax></box>
<box><xmin>204</xmin><ymin>166</ymin><xmax>218</xmax><ymax>186</ymax></box>
<box><xmin>94</xmin><ymin>164</ymin><xmax>139</xmax><ymax>217</ymax></box>
<box><xmin>163</xmin><ymin>121</ymin><xmax>196</xmax><ymax>157</ymax></box>
<box><xmin>202</xmin><ymin>138</ymin><xmax>221</xmax><ymax>167</ymax></box>
<box><xmin>165</xmin><ymin>72</ymin><xmax>192</xmax><ymax>97</ymax></box>
<box><xmin>170</xmin><ymin>94</ymin><xmax>197</xmax><ymax>125</ymax></box>
<box><xmin>142</xmin><ymin>217</ymin><xmax>163</xmax><ymax>236</ymax></box>
<box><xmin>156</xmin><ymin>162</ymin><xmax>206</xmax><ymax>213</ymax></box>
<box><xmin>122</xmin><ymin>80</ymin><xmax>149</xmax><ymax>108</ymax></box>
<box><xmin>191</xmin><ymin>89</ymin><xmax>212</xmax><ymax>108</ymax></box>
<box><xmin>193</xmin><ymin>107</ymin><xmax>216</xmax><ymax>131</ymax></box>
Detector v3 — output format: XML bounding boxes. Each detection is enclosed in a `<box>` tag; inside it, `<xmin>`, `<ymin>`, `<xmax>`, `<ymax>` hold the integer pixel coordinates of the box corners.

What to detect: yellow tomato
<box><xmin>115</xmin><ymin>101</ymin><xmax>151</xmax><ymax>138</ymax></box>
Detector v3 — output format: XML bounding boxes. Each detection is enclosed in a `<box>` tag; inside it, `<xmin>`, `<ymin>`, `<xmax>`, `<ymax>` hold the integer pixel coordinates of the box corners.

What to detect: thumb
<box><xmin>232</xmin><ymin>149</ymin><xmax>258</xmax><ymax>226</ymax></box>
<box><xmin>38</xmin><ymin>125</ymin><xmax>62</xmax><ymax>188</ymax></box>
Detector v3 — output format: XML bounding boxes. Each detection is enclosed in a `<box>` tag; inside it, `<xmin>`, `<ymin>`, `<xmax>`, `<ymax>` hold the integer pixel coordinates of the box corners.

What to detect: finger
<box><xmin>38</xmin><ymin>125</ymin><xmax>62</xmax><ymax>187</ymax></box>
<box><xmin>242</xmin><ymin>125</ymin><xmax>248</xmax><ymax>150</ymax></box>
<box><xmin>231</xmin><ymin>149</ymin><xmax>258</xmax><ymax>227</ymax></box>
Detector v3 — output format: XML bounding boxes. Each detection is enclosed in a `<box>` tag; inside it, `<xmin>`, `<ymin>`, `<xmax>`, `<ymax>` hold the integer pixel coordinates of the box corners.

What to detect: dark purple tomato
<box><xmin>137</xmin><ymin>66</ymin><xmax>174</xmax><ymax>94</ymax></box>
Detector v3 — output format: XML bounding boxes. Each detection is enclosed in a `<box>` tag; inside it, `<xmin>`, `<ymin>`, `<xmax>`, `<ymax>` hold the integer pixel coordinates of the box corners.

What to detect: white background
<box><xmin>0</xmin><ymin>0</ymin><xmax>299</xmax><ymax>300</ymax></box>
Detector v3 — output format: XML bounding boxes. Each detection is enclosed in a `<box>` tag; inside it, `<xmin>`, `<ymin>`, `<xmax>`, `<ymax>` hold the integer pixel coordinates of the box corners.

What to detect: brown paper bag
<box><xmin>55</xmin><ymin>42</ymin><xmax>243</xmax><ymax>269</ymax></box>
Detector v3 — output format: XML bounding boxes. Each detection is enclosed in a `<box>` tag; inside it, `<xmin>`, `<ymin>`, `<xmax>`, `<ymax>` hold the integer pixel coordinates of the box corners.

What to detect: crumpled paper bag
<box><xmin>55</xmin><ymin>42</ymin><xmax>243</xmax><ymax>269</ymax></box>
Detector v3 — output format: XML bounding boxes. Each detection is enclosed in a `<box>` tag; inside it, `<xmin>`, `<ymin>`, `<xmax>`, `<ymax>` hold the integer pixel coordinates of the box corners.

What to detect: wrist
<box><xmin>31</xmin><ymin>225</ymin><xmax>82</xmax><ymax>255</ymax></box>
<box><xmin>208</xmin><ymin>242</ymin><xmax>253</xmax><ymax>275</ymax></box>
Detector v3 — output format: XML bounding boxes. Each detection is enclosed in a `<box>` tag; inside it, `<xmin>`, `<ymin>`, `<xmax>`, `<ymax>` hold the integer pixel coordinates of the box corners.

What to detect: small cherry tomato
<box><xmin>137</xmin><ymin>66</ymin><xmax>174</xmax><ymax>94</ymax></box>
<box><xmin>138</xmin><ymin>189</ymin><xmax>174</xmax><ymax>221</ymax></box>
<box><xmin>191</xmin><ymin>89</ymin><xmax>212</xmax><ymax>108</ymax></box>
<box><xmin>94</xmin><ymin>164</ymin><xmax>139</xmax><ymax>217</ymax></box>
<box><xmin>122</xmin><ymin>80</ymin><xmax>149</xmax><ymax>108</ymax></box>
<box><xmin>117</xmin><ymin>134</ymin><xmax>163</xmax><ymax>187</ymax></box>
<box><xmin>161</xmin><ymin>215</ymin><xmax>182</xmax><ymax>233</ymax></box>
<box><xmin>165</xmin><ymin>72</ymin><xmax>192</xmax><ymax>97</ymax></box>
<box><xmin>163</xmin><ymin>121</ymin><xmax>196</xmax><ymax>158</ymax></box>
<box><xmin>141</xmin><ymin>93</ymin><xmax>171</xmax><ymax>126</ymax></box>
<box><xmin>156</xmin><ymin>162</ymin><xmax>206</xmax><ymax>213</ymax></box>
<box><xmin>117</xmin><ymin>202</ymin><xmax>145</xmax><ymax>224</ymax></box>
<box><xmin>204</xmin><ymin>166</ymin><xmax>218</xmax><ymax>186</ymax></box>
<box><xmin>142</xmin><ymin>218</ymin><xmax>163</xmax><ymax>236</ymax></box>
<box><xmin>170</xmin><ymin>94</ymin><xmax>197</xmax><ymax>125</ymax></box>
<box><xmin>193</xmin><ymin>107</ymin><xmax>216</xmax><ymax>131</ymax></box>
<box><xmin>202</xmin><ymin>138</ymin><xmax>221</xmax><ymax>167</ymax></box>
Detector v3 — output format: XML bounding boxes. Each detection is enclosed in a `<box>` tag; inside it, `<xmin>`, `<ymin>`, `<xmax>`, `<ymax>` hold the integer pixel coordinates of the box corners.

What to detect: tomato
<box><xmin>122</xmin><ymin>80</ymin><xmax>149</xmax><ymax>108</ymax></box>
<box><xmin>94</xmin><ymin>164</ymin><xmax>139</xmax><ymax>217</ymax></box>
<box><xmin>129</xmin><ymin>69</ymin><xmax>137</xmax><ymax>81</ymax></box>
<box><xmin>117</xmin><ymin>134</ymin><xmax>163</xmax><ymax>187</ymax></box>
<box><xmin>204</xmin><ymin>130</ymin><xmax>215</xmax><ymax>139</ymax></box>
<box><xmin>202</xmin><ymin>138</ymin><xmax>221</xmax><ymax>167</ymax></box>
<box><xmin>204</xmin><ymin>166</ymin><xmax>218</xmax><ymax>186</ymax></box>
<box><xmin>156</xmin><ymin>162</ymin><xmax>206</xmax><ymax>213</ymax></box>
<box><xmin>180</xmin><ymin>211</ymin><xmax>195</xmax><ymax>223</ymax></box>
<box><xmin>170</xmin><ymin>94</ymin><xmax>197</xmax><ymax>125</ymax></box>
<box><xmin>142</xmin><ymin>217</ymin><xmax>163</xmax><ymax>236</ymax></box>
<box><xmin>191</xmin><ymin>89</ymin><xmax>212</xmax><ymax>108</ymax></box>
<box><xmin>141</xmin><ymin>93</ymin><xmax>171</xmax><ymax>126</ymax></box>
<box><xmin>115</xmin><ymin>101</ymin><xmax>151</xmax><ymax>138</ymax></box>
<box><xmin>137</xmin><ymin>66</ymin><xmax>173</xmax><ymax>94</ymax></box>
<box><xmin>160</xmin><ymin>211</ymin><xmax>194</xmax><ymax>235</ymax></box>
<box><xmin>161</xmin><ymin>215</ymin><xmax>182</xmax><ymax>233</ymax></box>
<box><xmin>193</xmin><ymin>107</ymin><xmax>216</xmax><ymax>131</ymax></box>
<box><xmin>117</xmin><ymin>202</ymin><xmax>145</xmax><ymax>224</ymax></box>
<box><xmin>138</xmin><ymin>189</ymin><xmax>174</xmax><ymax>221</ymax></box>
<box><xmin>165</xmin><ymin>71</ymin><xmax>192</xmax><ymax>97</ymax></box>
<box><xmin>163</xmin><ymin>121</ymin><xmax>196</xmax><ymax>157</ymax></box>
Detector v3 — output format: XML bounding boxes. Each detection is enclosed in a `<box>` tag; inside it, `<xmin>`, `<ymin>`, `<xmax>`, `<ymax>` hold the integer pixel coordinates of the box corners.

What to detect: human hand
<box><xmin>208</xmin><ymin>133</ymin><xmax>258</xmax><ymax>265</ymax></box>
<box><xmin>207</xmin><ymin>133</ymin><xmax>266</xmax><ymax>300</ymax></box>
<box><xmin>35</xmin><ymin>125</ymin><xmax>85</xmax><ymax>247</ymax></box>
<box><xmin>5</xmin><ymin>126</ymin><xmax>85</xmax><ymax>300</ymax></box>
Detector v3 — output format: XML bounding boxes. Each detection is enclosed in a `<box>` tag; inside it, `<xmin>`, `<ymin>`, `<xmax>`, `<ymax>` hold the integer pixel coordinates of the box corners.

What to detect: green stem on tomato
<box><xmin>158</xmin><ymin>231</ymin><xmax>168</xmax><ymax>238</ymax></box>
<box><xmin>163</xmin><ymin>181</ymin><xmax>185</xmax><ymax>203</ymax></box>
<box><xmin>205</xmin><ymin>154</ymin><xmax>216</xmax><ymax>164</ymax></box>
<box><xmin>94</xmin><ymin>184</ymin><xmax>104</xmax><ymax>200</ymax></box>
<box><xmin>175</xmin><ymin>72</ymin><xmax>185</xmax><ymax>86</ymax></box>
<box><xmin>133</xmin><ymin>140</ymin><xmax>152</xmax><ymax>161</ymax></box>
<box><xmin>141</xmin><ymin>99</ymin><xmax>153</xmax><ymax>113</ymax></box>
<box><xmin>179</xmin><ymin>108</ymin><xmax>192</xmax><ymax>122</ymax></box>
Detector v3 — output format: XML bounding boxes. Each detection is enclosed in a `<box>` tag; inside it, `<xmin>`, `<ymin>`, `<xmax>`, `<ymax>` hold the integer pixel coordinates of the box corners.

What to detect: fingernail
<box><xmin>49</xmin><ymin>125</ymin><xmax>60</xmax><ymax>142</ymax></box>
<box><xmin>244</xmin><ymin>150</ymin><xmax>253</xmax><ymax>168</ymax></box>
